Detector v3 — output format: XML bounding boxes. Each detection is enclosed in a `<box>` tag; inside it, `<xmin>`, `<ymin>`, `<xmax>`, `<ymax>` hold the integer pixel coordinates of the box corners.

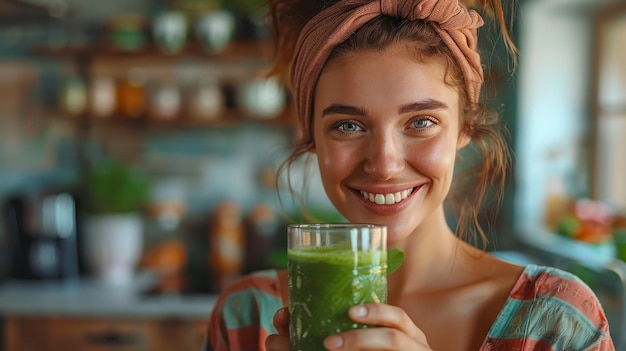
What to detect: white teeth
<box><xmin>359</xmin><ymin>188</ymin><xmax>415</xmax><ymax>205</ymax></box>
<box><xmin>385</xmin><ymin>194</ymin><xmax>394</xmax><ymax>204</ymax></box>
<box><xmin>375</xmin><ymin>194</ymin><xmax>385</xmax><ymax>205</ymax></box>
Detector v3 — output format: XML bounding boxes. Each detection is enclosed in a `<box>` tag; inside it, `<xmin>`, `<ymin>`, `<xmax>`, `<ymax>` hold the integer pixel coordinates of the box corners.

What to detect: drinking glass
<box><xmin>288</xmin><ymin>223</ymin><xmax>387</xmax><ymax>351</ymax></box>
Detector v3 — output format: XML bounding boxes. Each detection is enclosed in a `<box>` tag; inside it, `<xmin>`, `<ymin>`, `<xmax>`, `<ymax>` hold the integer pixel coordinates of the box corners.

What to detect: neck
<box><xmin>387</xmin><ymin>207</ymin><xmax>471</xmax><ymax>303</ymax></box>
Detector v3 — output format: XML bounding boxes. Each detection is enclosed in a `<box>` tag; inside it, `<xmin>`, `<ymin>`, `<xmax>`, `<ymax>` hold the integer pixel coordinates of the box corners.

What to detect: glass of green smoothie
<box><xmin>288</xmin><ymin>223</ymin><xmax>387</xmax><ymax>351</ymax></box>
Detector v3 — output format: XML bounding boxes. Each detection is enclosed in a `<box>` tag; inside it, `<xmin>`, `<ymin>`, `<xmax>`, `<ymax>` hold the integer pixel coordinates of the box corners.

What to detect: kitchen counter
<box><xmin>0</xmin><ymin>273</ymin><xmax>217</xmax><ymax>319</ymax></box>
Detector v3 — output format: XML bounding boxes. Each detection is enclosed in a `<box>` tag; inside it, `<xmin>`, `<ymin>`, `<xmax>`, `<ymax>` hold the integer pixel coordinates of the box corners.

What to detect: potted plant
<box><xmin>80</xmin><ymin>158</ymin><xmax>152</xmax><ymax>286</ymax></box>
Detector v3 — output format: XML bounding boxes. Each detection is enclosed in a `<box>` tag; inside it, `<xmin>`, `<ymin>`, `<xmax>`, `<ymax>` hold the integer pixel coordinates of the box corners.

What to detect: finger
<box><xmin>272</xmin><ymin>307</ymin><xmax>290</xmax><ymax>336</ymax></box>
<box><xmin>325</xmin><ymin>327</ymin><xmax>431</xmax><ymax>351</ymax></box>
<box><xmin>265</xmin><ymin>334</ymin><xmax>291</xmax><ymax>351</ymax></box>
<box><xmin>348</xmin><ymin>304</ymin><xmax>424</xmax><ymax>339</ymax></box>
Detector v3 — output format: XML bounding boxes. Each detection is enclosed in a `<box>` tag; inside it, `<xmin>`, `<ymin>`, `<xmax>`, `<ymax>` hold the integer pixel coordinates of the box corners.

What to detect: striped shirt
<box><xmin>206</xmin><ymin>265</ymin><xmax>615</xmax><ymax>350</ymax></box>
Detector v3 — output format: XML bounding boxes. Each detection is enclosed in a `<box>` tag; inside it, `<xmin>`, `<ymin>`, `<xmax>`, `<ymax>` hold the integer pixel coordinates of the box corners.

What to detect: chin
<box><xmin>386</xmin><ymin>227</ymin><xmax>413</xmax><ymax>245</ymax></box>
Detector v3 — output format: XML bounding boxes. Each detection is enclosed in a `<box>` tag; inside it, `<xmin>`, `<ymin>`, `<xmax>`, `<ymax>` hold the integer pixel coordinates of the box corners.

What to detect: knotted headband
<box><xmin>290</xmin><ymin>0</ymin><xmax>485</xmax><ymax>140</ymax></box>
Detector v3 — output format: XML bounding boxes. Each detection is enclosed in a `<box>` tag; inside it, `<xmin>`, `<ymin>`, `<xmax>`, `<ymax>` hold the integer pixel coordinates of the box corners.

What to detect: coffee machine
<box><xmin>3</xmin><ymin>190</ymin><xmax>80</xmax><ymax>282</ymax></box>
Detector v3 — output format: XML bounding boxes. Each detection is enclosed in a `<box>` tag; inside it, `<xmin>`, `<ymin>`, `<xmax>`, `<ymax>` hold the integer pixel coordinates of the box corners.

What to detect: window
<box><xmin>592</xmin><ymin>5</ymin><xmax>626</xmax><ymax>212</ymax></box>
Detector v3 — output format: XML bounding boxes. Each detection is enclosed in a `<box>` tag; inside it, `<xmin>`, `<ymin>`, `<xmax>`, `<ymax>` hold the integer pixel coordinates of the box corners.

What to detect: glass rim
<box><xmin>288</xmin><ymin>223</ymin><xmax>386</xmax><ymax>229</ymax></box>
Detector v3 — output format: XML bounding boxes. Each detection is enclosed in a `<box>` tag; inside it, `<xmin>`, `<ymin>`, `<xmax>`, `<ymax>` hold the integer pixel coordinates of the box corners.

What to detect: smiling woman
<box><xmin>312</xmin><ymin>47</ymin><xmax>465</xmax><ymax>241</ymax></box>
<box><xmin>205</xmin><ymin>1</ymin><xmax>617</xmax><ymax>350</ymax></box>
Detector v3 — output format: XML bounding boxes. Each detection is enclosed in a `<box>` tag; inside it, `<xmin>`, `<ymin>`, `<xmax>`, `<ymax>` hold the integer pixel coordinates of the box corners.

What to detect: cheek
<box><xmin>412</xmin><ymin>138</ymin><xmax>458</xmax><ymax>179</ymax></box>
<box><xmin>317</xmin><ymin>141</ymin><xmax>359</xmax><ymax>182</ymax></box>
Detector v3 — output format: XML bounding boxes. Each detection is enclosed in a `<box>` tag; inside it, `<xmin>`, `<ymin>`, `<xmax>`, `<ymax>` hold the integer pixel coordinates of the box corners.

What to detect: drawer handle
<box><xmin>86</xmin><ymin>330</ymin><xmax>142</xmax><ymax>347</ymax></box>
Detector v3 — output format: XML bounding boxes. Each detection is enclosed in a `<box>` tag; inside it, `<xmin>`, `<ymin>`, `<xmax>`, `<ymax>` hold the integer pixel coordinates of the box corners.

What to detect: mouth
<box><xmin>358</xmin><ymin>187</ymin><xmax>416</xmax><ymax>205</ymax></box>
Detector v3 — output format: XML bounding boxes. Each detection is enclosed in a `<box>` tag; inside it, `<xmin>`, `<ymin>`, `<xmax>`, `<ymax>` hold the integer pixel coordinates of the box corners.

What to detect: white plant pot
<box><xmin>82</xmin><ymin>214</ymin><xmax>143</xmax><ymax>286</ymax></box>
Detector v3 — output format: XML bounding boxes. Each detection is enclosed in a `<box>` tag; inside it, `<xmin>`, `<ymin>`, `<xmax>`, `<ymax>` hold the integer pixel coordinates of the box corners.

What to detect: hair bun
<box><xmin>267</xmin><ymin>0</ymin><xmax>327</xmax><ymax>82</ymax></box>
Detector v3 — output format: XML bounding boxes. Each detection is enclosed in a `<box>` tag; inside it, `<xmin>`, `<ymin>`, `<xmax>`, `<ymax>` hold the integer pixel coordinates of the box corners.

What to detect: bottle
<box><xmin>244</xmin><ymin>202</ymin><xmax>279</xmax><ymax>273</ymax></box>
<box><xmin>116</xmin><ymin>68</ymin><xmax>147</xmax><ymax>119</ymax></box>
<box><xmin>209</xmin><ymin>201</ymin><xmax>244</xmax><ymax>292</ymax></box>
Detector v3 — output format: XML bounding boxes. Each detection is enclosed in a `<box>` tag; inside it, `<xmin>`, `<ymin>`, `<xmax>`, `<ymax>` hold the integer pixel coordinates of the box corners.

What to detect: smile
<box><xmin>359</xmin><ymin>188</ymin><xmax>415</xmax><ymax>205</ymax></box>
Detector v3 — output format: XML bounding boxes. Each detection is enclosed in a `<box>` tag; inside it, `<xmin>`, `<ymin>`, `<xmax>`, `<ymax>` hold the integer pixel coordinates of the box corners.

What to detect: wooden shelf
<box><xmin>31</xmin><ymin>38</ymin><xmax>295</xmax><ymax>133</ymax></box>
<box><xmin>31</xmin><ymin>41</ymin><xmax>273</xmax><ymax>63</ymax></box>
<box><xmin>62</xmin><ymin>105</ymin><xmax>296</xmax><ymax>132</ymax></box>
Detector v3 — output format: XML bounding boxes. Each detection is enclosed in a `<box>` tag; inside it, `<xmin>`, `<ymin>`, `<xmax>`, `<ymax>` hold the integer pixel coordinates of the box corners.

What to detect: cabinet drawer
<box><xmin>4</xmin><ymin>316</ymin><xmax>208</xmax><ymax>351</ymax></box>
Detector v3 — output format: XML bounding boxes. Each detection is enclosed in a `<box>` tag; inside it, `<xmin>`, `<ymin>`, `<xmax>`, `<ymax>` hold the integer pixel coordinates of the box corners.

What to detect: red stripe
<box><xmin>510</xmin><ymin>271</ymin><xmax>609</xmax><ymax>328</ymax></box>
<box><xmin>225</xmin><ymin>325</ymin><xmax>269</xmax><ymax>351</ymax></box>
<box><xmin>484</xmin><ymin>338</ymin><xmax>555</xmax><ymax>351</ymax></box>
<box><xmin>222</xmin><ymin>274</ymin><xmax>281</xmax><ymax>298</ymax></box>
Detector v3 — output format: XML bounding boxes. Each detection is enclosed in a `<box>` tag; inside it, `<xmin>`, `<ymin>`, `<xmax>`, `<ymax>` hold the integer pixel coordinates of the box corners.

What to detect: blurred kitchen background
<box><xmin>1</xmin><ymin>0</ymin><xmax>626</xmax><ymax>349</ymax></box>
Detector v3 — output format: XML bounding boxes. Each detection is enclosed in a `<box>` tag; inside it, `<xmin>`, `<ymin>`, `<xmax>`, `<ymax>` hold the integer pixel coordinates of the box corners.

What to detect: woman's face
<box><xmin>312</xmin><ymin>43</ymin><xmax>468</xmax><ymax>243</ymax></box>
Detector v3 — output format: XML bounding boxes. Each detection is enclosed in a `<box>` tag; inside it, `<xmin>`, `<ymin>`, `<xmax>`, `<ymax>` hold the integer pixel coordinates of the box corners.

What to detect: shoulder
<box><xmin>512</xmin><ymin>264</ymin><xmax>604</xmax><ymax>317</ymax></box>
<box><xmin>207</xmin><ymin>270</ymin><xmax>284</xmax><ymax>350</ymax></box>
<box><xmin>487</xmin><ymin>264</ymin><xmax>614</xmax><ymax>350</ymax></box>
<box><xmin>514</xmin><ymin>264</ymin><xmax>610</xmax><ymax>330</ymax></box>
<box><xmin>211</xmin><ymin>269</ymin><xmax>283</xmax><ymax>321</ymax></box>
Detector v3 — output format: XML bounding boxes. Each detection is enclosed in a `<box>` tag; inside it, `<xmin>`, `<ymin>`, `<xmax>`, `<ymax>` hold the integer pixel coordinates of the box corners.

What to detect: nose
<box><xmin>363</xmin><ymin>131</ymin><xmax>405</xmax><ymax>180</ymax></box>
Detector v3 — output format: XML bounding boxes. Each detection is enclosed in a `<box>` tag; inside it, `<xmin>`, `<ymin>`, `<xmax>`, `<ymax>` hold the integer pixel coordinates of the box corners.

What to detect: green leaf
<box><xmin>387</xmin><ymin>247</ymin><xmax>405</xmax><ymax>275</ymax></box>
<box><xmin>83</xmin><ymin>158</ymin><xmax>151</xmax><ymax>214</ymax></box>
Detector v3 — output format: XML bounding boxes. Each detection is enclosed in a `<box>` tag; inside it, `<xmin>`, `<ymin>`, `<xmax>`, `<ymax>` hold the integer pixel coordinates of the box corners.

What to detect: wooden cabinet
<box><xmin>4</xmin><ymin>315</ymin><xmax>208</xmax><ymax>351</ymax></box>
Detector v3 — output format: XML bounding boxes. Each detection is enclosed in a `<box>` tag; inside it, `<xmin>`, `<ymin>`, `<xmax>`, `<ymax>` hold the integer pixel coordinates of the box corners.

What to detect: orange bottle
<box><xmin>209</xmin><ymin>201</ymin><xmax>244</xmax><ymax>292</ymax></box>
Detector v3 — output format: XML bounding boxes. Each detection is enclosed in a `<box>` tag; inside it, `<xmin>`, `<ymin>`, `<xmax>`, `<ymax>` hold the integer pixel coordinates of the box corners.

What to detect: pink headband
<box><xmin>290</xmin><ymin>0</ymin><xmax>485</xmax><ymax>140</ymax></box>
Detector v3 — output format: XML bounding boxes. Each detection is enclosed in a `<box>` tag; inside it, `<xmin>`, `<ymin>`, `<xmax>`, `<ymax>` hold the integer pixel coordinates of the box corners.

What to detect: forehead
<box><xmin>316</xmin><ymin>44</ymin><xmax>460</xmax><ymax>109</ymax></box>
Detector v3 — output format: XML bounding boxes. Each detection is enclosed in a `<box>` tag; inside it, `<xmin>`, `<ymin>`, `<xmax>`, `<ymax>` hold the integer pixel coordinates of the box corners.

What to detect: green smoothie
<box><xmin>288</xmin><ymin>246</ymin><xmax>387</xmax><ymax>351</ymax></box>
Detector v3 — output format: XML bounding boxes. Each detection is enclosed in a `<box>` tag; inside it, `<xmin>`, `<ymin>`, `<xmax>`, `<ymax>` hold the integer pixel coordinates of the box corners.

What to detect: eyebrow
<box><xmin>398</xmin><ymin>99</ymin><xmax>448</xmax><ymax>114</ymax></box>
<box><xmin>321</xmin><ymin>104</ymin><xmax>368</xmax><ymax>117</ymax></box>
<box><xmin>321</xmin><ymin>99</ymin><xmax>448</xmax><ymax>117</ymax></box>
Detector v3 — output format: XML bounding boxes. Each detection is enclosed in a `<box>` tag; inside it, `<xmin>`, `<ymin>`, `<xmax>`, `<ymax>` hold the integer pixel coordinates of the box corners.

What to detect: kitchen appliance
<box><xmin>3</xmin><ymin>190</ymin><xmax>80</xmax><ymax>282</ymax></box>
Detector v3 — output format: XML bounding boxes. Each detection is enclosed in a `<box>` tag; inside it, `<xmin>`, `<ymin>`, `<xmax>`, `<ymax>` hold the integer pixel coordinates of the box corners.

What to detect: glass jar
<box><xmin>116</xmin><ymin>68</ymin><xmax>147</xmax><ymax>119</ymax></box>
<box><xmin>149</xmin><ymin>81</ymin><xmax>182</xmax><ymax>121</ymax></box>
<box><xmin>90</xmin><ymin>76</ymin><xmax>116</xmax><ymax>118</ymax></box>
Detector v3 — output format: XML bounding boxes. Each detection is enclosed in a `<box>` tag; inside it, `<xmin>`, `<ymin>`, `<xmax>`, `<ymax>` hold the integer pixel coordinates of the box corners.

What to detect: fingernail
<box><xmin>324</xmin><ymin>335</ymin><xmax>343</xmax><ymax>349</ymax></box>
<box><xmin>351</xmin><ymin>305</ymin><xmax>367</xmax><ymax>317</ymax></box>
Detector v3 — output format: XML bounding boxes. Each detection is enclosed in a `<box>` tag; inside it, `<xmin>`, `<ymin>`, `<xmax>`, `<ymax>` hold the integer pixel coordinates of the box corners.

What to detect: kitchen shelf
<box><xmin>31</xmin><ymin>40</ymin><xmax>273</xmax><ymax>64</ymax></box>
<box><xmin>70</xmin><ymin>106</ymin><xmax>297</xmax><ymax>131</ymax></box>
<box><xmin>33</xmin><ymin>38</ymin><xmax>295</xmax><ymax>131</ymax></box>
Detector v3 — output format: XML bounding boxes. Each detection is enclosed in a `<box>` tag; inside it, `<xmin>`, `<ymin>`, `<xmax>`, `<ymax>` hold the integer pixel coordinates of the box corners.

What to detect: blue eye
<box><xmin>412</xmin><ymin>118</ymin><xmax>435</xmax><ymax>129</ymax></box>
<box><xmin>337</xmin><ymin>121</ymin><xmax>363</xmax><ymax>133</ymax></box>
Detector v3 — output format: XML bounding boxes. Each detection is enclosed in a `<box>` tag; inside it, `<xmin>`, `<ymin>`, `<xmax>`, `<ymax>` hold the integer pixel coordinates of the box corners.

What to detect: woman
<box><xmin>207</xmin><ymin>0</ymin><xmax>615</xmax><ymax>350</ymax></box>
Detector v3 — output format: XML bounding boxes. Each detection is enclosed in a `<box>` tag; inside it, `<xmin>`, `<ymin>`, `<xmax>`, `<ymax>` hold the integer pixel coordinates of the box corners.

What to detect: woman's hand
<box><xmin>323</xmin><ymin>303</ymin><xmax>432</xmax><ymax>350</ymax></box>
<box><xmin>265</xmin><ymin>307</ymin><xmax>290</xmax><ymax>351</ymax></box>
<box><xmin>265</xmin><ymin>304</ymin><xmax>431</xmax><ymax>351</ymax></box>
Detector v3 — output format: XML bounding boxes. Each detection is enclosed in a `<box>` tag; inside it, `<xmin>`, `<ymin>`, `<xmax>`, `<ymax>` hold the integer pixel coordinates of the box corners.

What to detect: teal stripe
<box><xmin>489</xmin><ymin>295</ymin><xmax>525</xmax><ymax>336</ymax></box>
<box><xmin>221</xmin><ymin>287</ymin><xmax>283</xmax><ymax>333</ymax></box>
<box><xmin>488</xmin><ymin>267</ymin><xmax>606</xmax><ymax>349</ymax></box>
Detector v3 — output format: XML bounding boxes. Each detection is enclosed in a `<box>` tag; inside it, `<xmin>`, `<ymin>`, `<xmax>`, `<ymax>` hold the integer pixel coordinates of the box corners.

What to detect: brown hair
<box><xmin>269</xmin><ymin>0</ymin><xmax>516</xmax><ymax>248</ymax></box>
